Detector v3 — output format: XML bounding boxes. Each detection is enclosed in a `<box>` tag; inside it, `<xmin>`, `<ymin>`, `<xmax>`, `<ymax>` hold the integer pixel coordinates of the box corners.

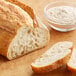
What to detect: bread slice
<box><xmin>67</xmin><ymin>48</ymin><xmax>76</xmax><ymax>73</ymax></box>
<box><xmin>31</xmin><ymin>41</ymin><xmax>73</xmax><ymax>73</ymax></box>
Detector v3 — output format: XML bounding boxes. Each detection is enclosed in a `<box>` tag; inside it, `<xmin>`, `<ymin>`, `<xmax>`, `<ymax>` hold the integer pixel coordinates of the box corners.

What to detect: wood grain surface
<box><xmin>0</xmin><ymin>0</ymin><xmax>76</xmax><ymax>76</ymax></box>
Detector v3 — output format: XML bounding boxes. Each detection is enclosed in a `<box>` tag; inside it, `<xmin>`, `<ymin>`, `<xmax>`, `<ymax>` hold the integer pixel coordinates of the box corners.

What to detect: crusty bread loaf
<box><xmin>0</xmin><ymin>0</ymin><xmax>50</xmax><ymax>60</ymax></box>
<box><xmin>31</xmin><ymin>41</ymin><xmax>73</xmax><ymax>73</ymax></box>
<box><xmin>67</xmin><ymin>48</ymin><xmax>76</xmax><ymax>73</ymax></box>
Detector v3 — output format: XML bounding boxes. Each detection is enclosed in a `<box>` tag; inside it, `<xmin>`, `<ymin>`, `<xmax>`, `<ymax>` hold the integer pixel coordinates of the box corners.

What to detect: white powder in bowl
<box><xmin>47</xmin><ymin>6</ymin><xmax>76</xmax><ymax>25</ymax></box>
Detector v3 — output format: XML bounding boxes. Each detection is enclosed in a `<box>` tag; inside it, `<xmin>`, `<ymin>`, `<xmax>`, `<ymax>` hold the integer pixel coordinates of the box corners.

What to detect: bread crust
<box><xmin>67</xmin><ymin>64</ymin><xmax>76</xmax><ymax>73</ymax></box>
<box><xmin>67</xmin><ymin>48</ymin><xmax>76</xmax><ymax>73</ymax></box>
<box><xmin>0</xmin><ymin>27</ymin><xmax>15</xmax><ymax>58</ymax></box>
<box><xmin>31</xmin><ymin>51</ymin><xmax>71</xmax><ymax>73</ymax></box>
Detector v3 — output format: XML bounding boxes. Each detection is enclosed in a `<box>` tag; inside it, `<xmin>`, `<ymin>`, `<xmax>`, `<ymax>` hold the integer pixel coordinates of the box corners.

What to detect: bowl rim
<box><xmin>44</xmin><ymin>1</ymin><xmax>76</xmax><ymax>26</ymax></box>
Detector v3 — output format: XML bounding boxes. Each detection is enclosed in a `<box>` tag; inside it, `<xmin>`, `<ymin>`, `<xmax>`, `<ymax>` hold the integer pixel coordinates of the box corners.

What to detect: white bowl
<box><xmin>44</xmin><ymin>1</ymin><xmax>76</xmax><ymax>32</ymax></box>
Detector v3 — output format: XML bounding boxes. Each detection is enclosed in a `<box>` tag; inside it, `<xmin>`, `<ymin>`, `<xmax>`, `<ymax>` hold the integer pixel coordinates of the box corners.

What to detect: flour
<box><xmin>47</xmin><ymin>6</ymin><xmax>76</xmax><ymax>25</ymax></box>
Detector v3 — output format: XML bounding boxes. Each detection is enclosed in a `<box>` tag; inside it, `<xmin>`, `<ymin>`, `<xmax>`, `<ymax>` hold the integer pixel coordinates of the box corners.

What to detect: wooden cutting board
<box><xmin>0</xmin><ymin>0</ymin><xmax>76</xmax><ymax>76</ymax></box>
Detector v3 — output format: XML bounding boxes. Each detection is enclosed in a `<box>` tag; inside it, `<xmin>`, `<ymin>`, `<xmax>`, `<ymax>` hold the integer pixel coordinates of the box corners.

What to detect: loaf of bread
<box><xmin>67</xmin><ymin>48</ymin><xmax>76</xmax><ymax>73</ymax></box>
<box><xmin>31</xmin><ymin>41</ymin><xmax>73</xmax><ymax>73</ymax></box>
<box><xmin>0</xmin><ymin>0</ymin><xmax>50</xmax><ymax>60</ymax></box>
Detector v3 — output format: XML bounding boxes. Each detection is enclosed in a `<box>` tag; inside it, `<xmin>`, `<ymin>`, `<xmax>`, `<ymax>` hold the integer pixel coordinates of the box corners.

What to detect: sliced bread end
<box><xmin>67</xmin><ymin>48</ymin><xmax>76</xmax><ymax>73</ymax></box>
<box><xmin>31</xmin><ymin>41</ymin><xmax>73</xmax><ymax>73</ymax></box>
<box><xmin>31</xmin><ymin>51</ymin><xmax>71</xmax><ymax>73</ymax></box>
